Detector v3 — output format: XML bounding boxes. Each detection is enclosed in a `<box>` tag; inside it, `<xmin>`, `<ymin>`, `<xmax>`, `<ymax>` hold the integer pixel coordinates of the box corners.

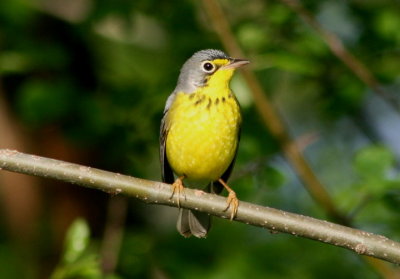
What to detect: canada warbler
<box><xmin>160</xmin><ymin>49</ymin><xmax>249</xmax><ymax>238</ymax></box>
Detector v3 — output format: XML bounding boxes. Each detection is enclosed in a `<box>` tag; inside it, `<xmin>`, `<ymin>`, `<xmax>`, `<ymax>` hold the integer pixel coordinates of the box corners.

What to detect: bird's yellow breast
<box><xmin>165</xmin><ymin>87</ymin><xmax>241</xmax><ymax>184</ymax></box>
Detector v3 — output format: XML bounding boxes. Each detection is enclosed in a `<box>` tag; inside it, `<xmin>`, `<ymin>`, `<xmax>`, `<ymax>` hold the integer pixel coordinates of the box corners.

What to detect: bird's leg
<box><xmin>218</xmin><ymin>178</ymin><xmax>239</xmax><ymax>220</ymax></box>
<box><xmin>171</xmin><ymin>176</ymin><xmax>186</xmax><ymax>207</ymax></box>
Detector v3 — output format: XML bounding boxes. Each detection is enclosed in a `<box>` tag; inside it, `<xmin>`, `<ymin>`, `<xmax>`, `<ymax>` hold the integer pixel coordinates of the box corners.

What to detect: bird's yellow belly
<box><xmin>166</xmin><ymin>92</ymin><xmax>240</xmax><ymax>183</ymax></box>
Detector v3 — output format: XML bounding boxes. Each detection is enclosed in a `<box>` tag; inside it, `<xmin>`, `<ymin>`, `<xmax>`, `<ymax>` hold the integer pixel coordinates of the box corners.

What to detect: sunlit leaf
<box><xmin>62</xmin><ymin>218</ymin><xmax>90</xmax><ymax>264</ymax></box>
<box><xmin>354</xmin><ymin>145</ymin><xmax>394</xmax><ymax>179</ymax></box>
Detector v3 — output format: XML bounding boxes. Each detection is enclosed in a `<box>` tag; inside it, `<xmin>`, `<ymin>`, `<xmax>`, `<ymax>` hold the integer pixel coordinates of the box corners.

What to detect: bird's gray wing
<box><xmin>160</xmin><ymin>95</ymin><xmax>175</xmax><ymax>184</ymax></box>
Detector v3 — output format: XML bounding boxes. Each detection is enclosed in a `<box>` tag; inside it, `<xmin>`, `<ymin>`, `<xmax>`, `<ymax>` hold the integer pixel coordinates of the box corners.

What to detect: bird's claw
<box><xmin>224</xmin><ymin>191</ymin><xmax>239</xmax><ymax>220</ymax></box>
<box><xmin>170</xmin><ymin>177</ymin><xmax>186</xmax><ymax>207</ymax></box>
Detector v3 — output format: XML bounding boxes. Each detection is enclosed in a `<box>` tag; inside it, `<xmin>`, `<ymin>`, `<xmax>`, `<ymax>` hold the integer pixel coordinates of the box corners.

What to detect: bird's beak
<box><xmin>222</xmin><ymin>58</ymin><xmax>250</xmax><ymax>69</ymax></box>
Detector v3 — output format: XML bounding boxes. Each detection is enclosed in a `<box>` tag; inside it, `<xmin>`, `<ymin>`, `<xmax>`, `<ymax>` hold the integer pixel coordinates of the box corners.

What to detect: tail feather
<box><xmin>176</xmin><ymin>183</ymin><xmax>214</xmax><ymax>238</ymax></box>
<box><xmin>177</xmin><ymin>209</ymin><xmax>210</xmax><ymax>238</ymax></box>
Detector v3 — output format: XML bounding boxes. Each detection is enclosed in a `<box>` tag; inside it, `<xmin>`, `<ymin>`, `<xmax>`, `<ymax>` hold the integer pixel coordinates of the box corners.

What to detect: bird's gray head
<box><xmin>174</xmin><ymin>49</ymin><xmax>230</xmax><ymax>94</ymax></box>
<box><xmin>164</xmin><ymin>49</ymin><xmax>249</xmax><ymax>113</ymax></box>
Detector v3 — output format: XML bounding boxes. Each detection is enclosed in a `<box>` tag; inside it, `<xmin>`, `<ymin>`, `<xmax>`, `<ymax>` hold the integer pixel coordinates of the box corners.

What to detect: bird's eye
<box><xmin>202</xmin><ymin>61</ymin><xmax>215</xmax><ymax>73</ymax></box>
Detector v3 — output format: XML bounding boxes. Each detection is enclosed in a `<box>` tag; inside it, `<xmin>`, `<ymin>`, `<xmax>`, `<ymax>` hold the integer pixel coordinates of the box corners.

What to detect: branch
<box><xmin>1</xmin><ymin>149</ymin><xmax>400</xmax><ymax>265</ymax></box>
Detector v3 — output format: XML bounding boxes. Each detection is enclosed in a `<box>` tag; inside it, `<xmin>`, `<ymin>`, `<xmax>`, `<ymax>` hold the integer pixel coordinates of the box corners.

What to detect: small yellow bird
<box><xmin>160</xmin><ymin>49</ymin><xmax>249</xmax><ymax>238</ymax></box>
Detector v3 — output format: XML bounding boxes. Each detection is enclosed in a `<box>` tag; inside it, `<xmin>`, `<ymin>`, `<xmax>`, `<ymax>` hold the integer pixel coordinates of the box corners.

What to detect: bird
<box><xmin>160</xmin><ymin>49</ymin><xmax>249</xmax><ymax>238</ymax></box>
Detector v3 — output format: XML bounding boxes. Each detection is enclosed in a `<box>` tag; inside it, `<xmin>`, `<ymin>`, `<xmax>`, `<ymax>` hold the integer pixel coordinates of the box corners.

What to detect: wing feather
<box><xmin>160</xmin><ymin>95</ymin><xmax>176</xmax><ymax>184</ymax></box>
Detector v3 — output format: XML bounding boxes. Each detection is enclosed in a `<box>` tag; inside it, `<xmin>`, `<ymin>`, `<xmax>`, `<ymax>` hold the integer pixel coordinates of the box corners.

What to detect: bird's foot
<box><xmin>170</xmin><ymin>176</ymin><xmax>186</xmax><ymax>207</ymax></box>
<box><xmin>224</xmin><ymin>191</ymin><xmax>239</xmax><ymax>220</ymax></box>
<box><xmin>218</xmin><ymin>179</ymin><xmax>239</xmax><ymax>220</ymax></box>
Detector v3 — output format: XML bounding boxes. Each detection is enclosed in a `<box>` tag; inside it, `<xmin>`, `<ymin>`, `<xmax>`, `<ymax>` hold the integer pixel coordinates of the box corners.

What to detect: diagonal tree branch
<box><xmin>1</xmin><ymin>149</ymin><xmax>400</xmax><ymax>265</ymax></box>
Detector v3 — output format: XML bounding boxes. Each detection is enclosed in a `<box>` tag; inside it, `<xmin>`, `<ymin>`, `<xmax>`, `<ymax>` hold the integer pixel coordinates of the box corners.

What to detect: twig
<box><xmin>0</xmin><ymin>149</ymin><xmax>400</xmax><ymax>265</ymax></box>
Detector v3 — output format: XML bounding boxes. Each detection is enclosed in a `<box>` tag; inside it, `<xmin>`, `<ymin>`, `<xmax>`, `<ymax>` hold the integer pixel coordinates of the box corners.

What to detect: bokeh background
<box><xmin>1</xmin><ymin>0</ymin><xmax>400</xmax><ymax>278</ymax></box>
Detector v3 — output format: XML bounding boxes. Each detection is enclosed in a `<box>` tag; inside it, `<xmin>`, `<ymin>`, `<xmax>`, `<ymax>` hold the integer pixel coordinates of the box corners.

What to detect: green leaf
<box><xmin>51</xmin><ymin>218</ymin><xmax>104</xmax><ymax>279</ymax></box>
<box><xmin>62</xmin><ymin>218</ymin><xmax>90</xmax><ymax>264</ymax></box>
<box><xmin>354</xmin><ymin>145</ymin><xmax>394</xmax><ymax>179</ymax></box>
<box><xmin>374</xmin><ymin>9</ymin><xmax>400</xmax><ymax>42</ymax></box>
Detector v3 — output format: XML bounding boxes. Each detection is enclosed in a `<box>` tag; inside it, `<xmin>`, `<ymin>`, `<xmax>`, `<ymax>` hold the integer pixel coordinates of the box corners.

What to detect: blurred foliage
<box><xmin>0</xmin><ymin>0</ymin><xmax>400</xmax><ymax>278</ymax></box>
<box><xmin>50</xmin><ymin>219</ymin><xmax>103</xmax><ymax>279</ymax></box>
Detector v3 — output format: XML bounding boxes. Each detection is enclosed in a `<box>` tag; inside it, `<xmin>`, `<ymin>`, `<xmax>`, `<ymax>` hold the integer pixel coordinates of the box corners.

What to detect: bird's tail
<box><xmin>176</xmin><ymin>208</ymin><xmax>210</xmax><ymax>238</ymax></box>
<box><xmin>176</xmin><ymin>183</ymin><xmax>215</xmax><ymax>238</ymax></box>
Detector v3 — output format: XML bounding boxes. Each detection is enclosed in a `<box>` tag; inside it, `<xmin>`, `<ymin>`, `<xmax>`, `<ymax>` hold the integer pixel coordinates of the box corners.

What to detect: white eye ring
<box><xmin>201</xmin><ymin>61</ymin><xmax>216</xmax><ymax>73</ymax></box>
